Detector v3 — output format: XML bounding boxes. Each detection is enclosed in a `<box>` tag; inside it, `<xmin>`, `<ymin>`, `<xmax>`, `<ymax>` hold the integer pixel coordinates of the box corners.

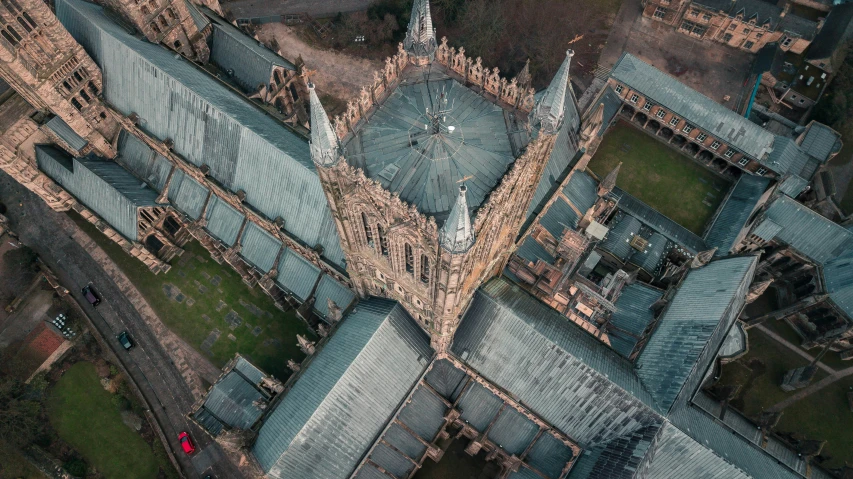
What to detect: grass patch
<box><xmin>47</xmin><ymin>362</ymin><xmax>158</xmax><ymax>479</ymax></box>
<box><xmin>587</xmin><ymin>121</ymin><xmax>729</xmax><ymax>235</ymax></box>
<box><xmin>67</xmin><ymin>212</ymin><xmax>314</xmax><ymax>379</ymax></box>
<box><xmin>0</xmin><ymin>439</ymin><xmax>43</xmax><ymax>478</ymax></box>
<box><xmin>715</xmin><ymin>329</ymin><xmax>853</xmax><ymax>467</ymax></box>
<box><xmin>776</xmin><ymin>376</ymin><xmax>853</xmax><ymax>469</ymax></box>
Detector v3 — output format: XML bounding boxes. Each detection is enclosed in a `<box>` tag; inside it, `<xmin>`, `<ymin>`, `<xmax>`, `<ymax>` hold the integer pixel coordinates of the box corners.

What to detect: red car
<box><xmin>178</xmin><ymin>432</ymin><xmax>195</xmax><ymax>454</ymax></box>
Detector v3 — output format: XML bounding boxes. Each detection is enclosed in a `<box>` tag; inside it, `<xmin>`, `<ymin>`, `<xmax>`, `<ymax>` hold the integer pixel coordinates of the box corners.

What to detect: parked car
<box><xmin>178</xmin><ymin>432</ymin><xmax>195</xmax><ymax>454</ymax></box>
<box><xmin>117</xmin><ymin>331</ymin><xmax>133</xmax><ymax>350</ymax></box>
<box><xmin>82</xmin><ymin>285</ymin><xmax>100</xmax><ymax>306</ymax></box>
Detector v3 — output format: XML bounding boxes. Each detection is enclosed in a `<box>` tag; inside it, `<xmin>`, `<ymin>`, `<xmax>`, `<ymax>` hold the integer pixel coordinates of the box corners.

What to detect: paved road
<box><xmin>0</xmin><ymin>171</ymin><xmax>242</xmax><ymax>479</ymax></box>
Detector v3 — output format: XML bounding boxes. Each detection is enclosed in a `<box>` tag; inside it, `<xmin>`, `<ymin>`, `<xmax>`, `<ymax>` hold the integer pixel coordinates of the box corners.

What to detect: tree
<box><xmin>0</xmin><ymin>374</ymin><xmax>43</xmax><ymax>447</ymax></box>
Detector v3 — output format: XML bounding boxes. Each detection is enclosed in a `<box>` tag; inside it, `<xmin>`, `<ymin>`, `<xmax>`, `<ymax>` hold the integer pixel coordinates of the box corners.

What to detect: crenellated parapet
<box><xmin>435</xmin><ymin>37</ymin><xmax>535</xmax><ymax>112</ymax></box>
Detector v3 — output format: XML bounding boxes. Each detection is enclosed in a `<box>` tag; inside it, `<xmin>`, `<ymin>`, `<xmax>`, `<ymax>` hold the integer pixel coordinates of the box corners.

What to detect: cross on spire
<box><xmin>404</xmin><ymin>0</ymin><xmax>437</xmax><ymax>60</ymax></box>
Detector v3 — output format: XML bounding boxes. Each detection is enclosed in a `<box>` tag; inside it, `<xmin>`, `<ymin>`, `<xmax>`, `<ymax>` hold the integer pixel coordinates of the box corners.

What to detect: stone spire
<box><xmin>439</xmin><ymin>185</ymin><xmax>475</xmax><ymax>253</ymax></box>
<box><xmin>404</xmin><ymin>0</ymin><xmax>437</xmax><ymax>61</ymax></box>
<box><xmin>534</xmin><ymin>50</ymin><xmax>574</xmax><ymax>135</ymax></box>
<box><xmin>308</xmin><ymin>82</ymin><xmax>340</xmax><ymax>167</ymax></box>
<box><xmin>516</xmin><ymin>59</ymin><xmax>532</xmax><ymax>91</ymax></box>
<box><xmin>598</xmin><ymin>162</ymin><xmax>621</xmax><ymax>196</ymax></box>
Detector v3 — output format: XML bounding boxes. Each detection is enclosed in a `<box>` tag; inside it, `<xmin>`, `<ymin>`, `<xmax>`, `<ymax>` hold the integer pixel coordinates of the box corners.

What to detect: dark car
<box><xmin>117</xmin><ymin>331</ymin><xmax>133</xmax><ymax>350</ymax></box>
<box><xmin>82</xmin><ymin>285</ymin><xmax>100</xmax><ymax>306</ymax></box>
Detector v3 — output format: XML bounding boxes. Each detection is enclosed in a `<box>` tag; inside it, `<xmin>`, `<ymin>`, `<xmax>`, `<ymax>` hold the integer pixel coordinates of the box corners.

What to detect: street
<box><xmin>0</xmin><ymin>171</ymin><xmax>243</xmax><ymax>479</ymax></box>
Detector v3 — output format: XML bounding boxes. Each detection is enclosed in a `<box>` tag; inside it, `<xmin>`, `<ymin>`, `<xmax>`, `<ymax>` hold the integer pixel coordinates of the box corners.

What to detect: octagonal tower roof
<box><xmin>344</xmin><ymin>63</ymin><xmax>527</xmax><ymax>223</ymax></box>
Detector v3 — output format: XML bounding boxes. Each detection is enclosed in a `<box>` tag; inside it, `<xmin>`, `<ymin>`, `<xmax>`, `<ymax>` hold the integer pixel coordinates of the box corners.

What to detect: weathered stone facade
<box><xmin>311</xmin><ymin>18</ymin><xmax>570</xmax><ymax>350</ymax></box>
<box><xmin>96</xmin><ymin>0</ymin><xmax>211</xmax><ymax>62</ymax></box>
<box><xmin>0</xmin><ymin>0</ymin><xmax>119</xmax><ymax>157</ymax></box>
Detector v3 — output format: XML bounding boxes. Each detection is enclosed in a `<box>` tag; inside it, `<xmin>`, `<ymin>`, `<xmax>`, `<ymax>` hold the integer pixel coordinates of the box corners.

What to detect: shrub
<box><xmin>63</xmin><ymin>457</ymin><xmax>87</xmax><ymax>477</ymax></box>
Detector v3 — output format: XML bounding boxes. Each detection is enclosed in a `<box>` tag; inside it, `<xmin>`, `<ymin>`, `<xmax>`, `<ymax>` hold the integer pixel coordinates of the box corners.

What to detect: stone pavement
<box><xmin>596</xmin><ymin>0</ymin><xmax>753</xmax><ymax>108</ymax></box>
<box><xmin>70</xmin><ymin>229</ymin><xmax>223</xmax><ymax>400</ymax></box>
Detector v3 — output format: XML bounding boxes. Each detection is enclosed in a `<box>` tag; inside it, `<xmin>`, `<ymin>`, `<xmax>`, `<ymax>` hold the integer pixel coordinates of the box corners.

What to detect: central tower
<box><xmin>313</xmin><ymin>0</ymin><xmax>576</xmax><ymax>350</ymax></box>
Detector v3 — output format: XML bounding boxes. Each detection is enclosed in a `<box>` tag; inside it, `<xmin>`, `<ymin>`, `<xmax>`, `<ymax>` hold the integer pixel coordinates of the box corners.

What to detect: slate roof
<box><xmin>515</xmin><ymin>236</ymin><xmax>556</xmax><ymax>265</ymax></box>
<box><xmin>536</xmin><ymin>170</ymin><xmax>599</xmax><ymax>240</ymax></box>
<box><xmin>206</xmin><ymin>9</ymin><xmax>296</xmax><ymax>93</ymax></box>
<box><xmin>276</xmin><ymin>247</ymin><xmax>321</xmax><ymax>301</ymax></box>
<box><xmin>704</xmin><ymin>175</ymin><xmax>770</xmax><ymax>254</ymax></box>
<box><xmin>806</xmin><ymin>3</ymin><xmax>853</xmax><ymax>62</ymax></box>
<box><xmin>167</xmin><ymin>170</ymin><xmax>209</xmax><ymax>220</ymax></box>
<box><xmin>345</xmin><ymin>64</ymin><xmax>516</xmax><ymax>221</ymax></box>
<box><xmin>613</xmin><ymin>188</ymin><xmax>708</xmax><ymax>254</ymax></box>
<box><xmin>693</xmin><ymin>0</ymin><xmax>782</xmax><ymax>29</ymax></box>
<box><xmin>44</xmin><ymin>116</ymin><xmax>87</xmax><ymax>151</ymax></box>
<box><xmin>823</xmin><ymin>247</ymin><xmax>853</xmax><ymax>320</ymax></box>
<box><xmin>312</xmin><ymin>274</ymin><xmax>356</xmax><ymax>318</ymax></box>
<box><xmin>610</xmin><ymin>54</ymin><xmax>775</xmax><ymax>161</ymax></box>
<box><xmin>192</xmin><ymin>356</ymin><xmax>270</xmax><ymax>436</ymax></box>
<box><xmin>205</xmin><ymin>196</ymin><xmax>245</xmax><ymax>247</ymax></box>
<box><xmin>628</xmin><ymin>232</ymin><xmax>669</xmax><ymax>275</ymax></box>
<box><xmin>36</xmin><ymin>146</ymin><xmax>159</xmax><ymax>240</ymax></box>
<box><xmin>756</xmin><ymin>195</ymin><xmax>853</xmax><ymax>263</ymax></box>
<box><xmin>777</xmin><ymin>175</ymin><xmax>809</xmax><ymax>198</ymax></box>
<box><xmin>799</xmin><ymin>122</ymin><xmax>841</xmax><ymax>162</ymax></box>
<box><xmin>253</xmin><ymin>298</ymin><xmax>432</xmax><ymax>479</ymax></box>
<box><xmin>240</xmin><ymin>222</ymin><xmax>282</xmax><ymax>273</ymax></box>
<box><xmin>636</xmin><ymin>256</ymin><xmax>757</xmax><ymax>413</ymax></box>
<box><xmin>606</xmin><ymin>283</ymin><xmax>663</xmax><ymax>358</ymax></box>
<box><xmin>599</xmin><ymin>214</ymin><xmax>642</xmax><ymax>262</ymax></box>
<box><xmin>57</xmin><ymin>0</ymin><xmax>346</xmax><ymax>267</ymax></box>
<box><xmin>765</xmin><ymin>136</ymin><xmax>814</xmax><ymax>178</ymax></box>
<box><xmin>116</xmin><ymin>130</ymin><xmax>172</xmax><ymax>190</ymax></box>
<box><xmin>526</xmin><ymin>100</ymin><xmax>580</xmax><ymax>220</ymax></box>
<box><xmin>453</xmin><ymin>277</ymin><xmax>661</xmax><ymax>447</ymax></box>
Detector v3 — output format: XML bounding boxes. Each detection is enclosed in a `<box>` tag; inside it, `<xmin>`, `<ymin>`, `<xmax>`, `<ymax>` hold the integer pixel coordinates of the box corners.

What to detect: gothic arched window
<box><xmin>420</xmin><ymin>255</ymin><xmax>430</xmax><ymax>284</ymax></box>
<box><xmin>405</xmin><ymin>244</ymin><xmax>414</xmax><ymax>274</ymax></box>
<box><xmin>361</xmin><ymin>212</ymin><xmax>373</xmax><ymax>247</ymax></box>
<box><xmin>378</xmin><ymin>224</ymin><xmax>389</xmax><ymax>256</ymax></box>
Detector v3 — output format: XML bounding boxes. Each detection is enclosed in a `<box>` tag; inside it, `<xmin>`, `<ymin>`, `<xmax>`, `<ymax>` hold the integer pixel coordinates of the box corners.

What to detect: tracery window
<box><xmin>361</xmin><ymin>212</ymin><xmax>373</xmax><ymax>247</ymax></box>
<box><xmin>378</xmin><ymin>225</ymin><xmax>389</xmax><ymax>256</ymax></box>
<box><xmin>405</xmin><ymin>244</ymin><xmax>414</xmax><ymax>274</ymax></box>
<box><xmin>420</xmin><ymin>255</ymin><xmax>430</xmax><ymax>284</ymax></box>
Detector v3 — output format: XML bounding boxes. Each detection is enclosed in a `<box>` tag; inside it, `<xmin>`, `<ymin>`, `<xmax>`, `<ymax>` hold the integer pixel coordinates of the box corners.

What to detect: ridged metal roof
<box><xmin>568</xmin><ymin>424</ymin><xmax>660</xmax><ymax>479</ymax></box>
<box><xmin>777</xmin><ymin>175</ymin><xmax>809</xmax><ymax>198</ymax></box>
<box><xmin>276</xmin><ymin>247</ymin><xmax>321</xmax><ymax>301</ymax></box>
<box><xmin>515</xmin><ymin>236</ymin><xmax>556</xmax><ymax>265</ymax></box>
<box><xmin>704</xmin><ymin>175</ymin><xmax>770</xmax><ymax>254</ymax></box>
<box><xmin>36</xmin><ymin>146</ymin><xmax>158</xmax><ymax>241</ymax></box>
<box><xmin>640</xmin><ymin>421</ymin><xmax>752</xmax><ymax>479</ymax></box>
<box><xmin>525</xmin><ymin>432</ymin><xmax>575</xmax><ymax>479</ymax></box>
<box><xmin>115</xmin><ymin>130</ymin><xmax>173</xmax><ymax>190</ymax></box>
<box><xmin>613</xmin><ymin>188</ymin><xmax>707</xmax><ymax>254</ymax></box>
<box><xmin>44</xmin><ymin>116</ymin><xmax>87</xmax><ymax>151</ymax></box>
<box><xmin>206</xmin><ymin>10</ymin><xmax>296</xmax><ymax>93</ymax></box>
<box><xmin>600</xmin><ymin>215</ymin><xmax>642</xmax><ymax>262</ymax></box>
<box><xmin>194</xmin><ymin>367</ymin><xmax>267</xmax><ymax>434</ymax></box>
<box><xmin>607</xmin><ymin>283</ymin><xmax>663</xmax><ymax>358</ymax></box>
<box><xmin>765</xmin><ymin>137</ymin><xmax>813</xmax><ymax>178</ymax></box>
<box><xmin>183</xmin><ymin>0</ymin><xmax>209</xmax><ymax>32</ymax></box>
<box><xmin>821</xmin><ymin>245</ymin><xmax>853</xmax><ymax>320</ymax></box>
<box><xmin>346</xmin><ymin>65</ymin><xmax>515</xmax><ymax>221</ymax></box>
<box><xmin>453</xmin><ymin>277</ymin><xmax>659</xmax><ymax>447</ymax></box>
<box><xmin>799</xmin><ymin>122</ymin><xmax>841</xmax><ymax>163</ymax></box>
<box><xmin>758</xmin><ymin>195</ymin><xmax>853</xmax><ymax>264</ymax></box>
<box><xmin>167</xmin><ymin>170</ymin><xmax>209</xmax><ymax>220</ymax></box>
<box><xmin>636</xmin><ymin>256</ymin><xmax>756</xmax><ymax>413</ymax></box>
<box><xmin>57</xmin><ymin>0</ymin><xmax>346</xmax><ymax>268</ymax></box>
<box><xmin>240</xmin><ymin>221</ymin><xmax>281</xmax><ymax>273</ymax></box>
<box><xmin>312</xmin><ymin>274</ymin><xmax>356</xmax><ymax>318</ymax></box>
<box><xmin>487</xmin><ymin>407</ymin><xmax>540</xmax><ymax>456</ymax></box>
<box><xmin>534</xmin><ymin>170</ymin><xmax>598</xmax><ymax>240</ymax></box>
<box><xmin>205</xmin><ymin>196</ymin><xmax>245</xmax><ymax>246</ymax></box>
<box><xmin>610</xmin><ymin>54</ymin><xmax>774</xmax><ymax>161</ymax></box>
<box><xmin>252</xmin><ymin>298</ymin><xmax>432</xmax><ymax>479</ymax></box>
<box><xmin>628</xmin><ymin>232</ymin><xmax>669</xmax><ymax>275</ymax></box>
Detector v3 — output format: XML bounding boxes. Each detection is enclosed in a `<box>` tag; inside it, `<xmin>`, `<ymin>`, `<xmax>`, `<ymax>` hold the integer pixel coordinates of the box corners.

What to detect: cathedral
<box><xmin>2</xmin><ymin>0</ymin><xmax>851</xmax><ymax>478</ymax></box>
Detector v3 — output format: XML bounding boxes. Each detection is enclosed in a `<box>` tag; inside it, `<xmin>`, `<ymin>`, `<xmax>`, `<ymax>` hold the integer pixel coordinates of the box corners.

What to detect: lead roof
<box><xmin>345</xmin><ymin>64</ymin><xmax>516</xmax><ymax>221</ymax></box>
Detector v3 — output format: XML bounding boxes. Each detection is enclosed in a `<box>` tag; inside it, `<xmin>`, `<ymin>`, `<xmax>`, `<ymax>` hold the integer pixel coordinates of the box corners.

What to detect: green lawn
<box><xmin>47</xmin><ymin>362</ymin><xmax>158</xmax><ymax>479</ymax></box>
<box><xmin>68</xmin><ymin>212</ymin><xmax>314</xmax><ymax>379</ymax></box>
<box><xmin>588</xmin><ymin>121</ymin><xmax>730</xmax><ymax>235</ymax></box>
<box><xmin>762</xmin><ymin>319</ymin><xmax>850</xmax><ymax>371</ymax></box>
<box><xmin>714</xmin><ymin>329</ymin><xmax>853</xmax><ymax>468</ymax></box>
<box><xmin>776</xmin><ymin>376</ymin><xmax>853</xmax><ymax>468</ymax></box>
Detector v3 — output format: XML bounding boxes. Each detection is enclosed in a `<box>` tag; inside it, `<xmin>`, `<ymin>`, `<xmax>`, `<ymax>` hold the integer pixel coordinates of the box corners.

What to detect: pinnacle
<box><xmin>404</xmin><ymin>0</ymin><xmax>437</xmax><ymax>60</ymax></box>
<box><xmin>308</xmin><ymin>83</ymin><xmax>340</xmax><ymax>168</ymax></box>
<box><xmin>439</xmin><ymin>184</ymin><xmax>475</xmax><ymax>254</ymax></box>
<box><xmin>534</xmin><ymin>49</ymin><xmax>573</xmax><ymax>135</ymax></box>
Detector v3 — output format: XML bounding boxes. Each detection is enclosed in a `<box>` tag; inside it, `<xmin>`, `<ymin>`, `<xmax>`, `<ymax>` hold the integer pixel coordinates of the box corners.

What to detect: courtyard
<box><xmin>712</xmin><ymin>325</ymin><xmax>853</xmax><ymax>469</ymax></box>
<box><xmin>586</xmin><ymin>120</ymin><xmax>729</xmax><ymax>235</ymax></box>
<box><xmin>68</xmin><ymin>212</ymin><xmax>315</xmax><ymax>381</ymax></box>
